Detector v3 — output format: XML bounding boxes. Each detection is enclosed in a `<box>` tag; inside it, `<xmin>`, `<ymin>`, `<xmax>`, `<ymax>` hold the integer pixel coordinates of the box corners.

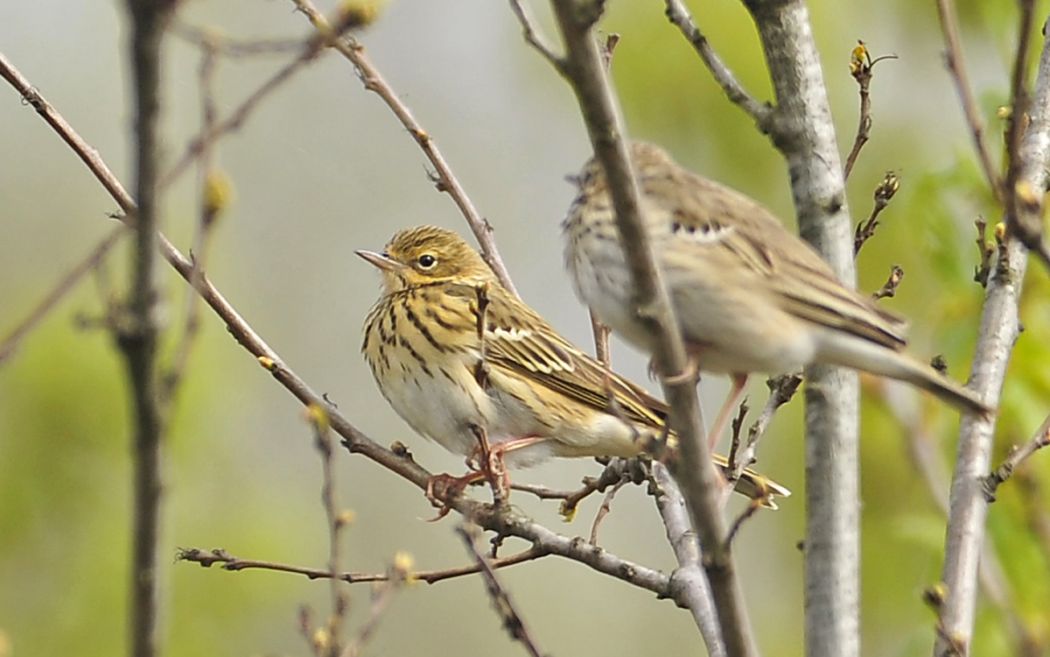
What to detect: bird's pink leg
<box><xmin>706</xmin><ymin>373</ymin><xmax>749</xmax><ymax>452</ymax></box>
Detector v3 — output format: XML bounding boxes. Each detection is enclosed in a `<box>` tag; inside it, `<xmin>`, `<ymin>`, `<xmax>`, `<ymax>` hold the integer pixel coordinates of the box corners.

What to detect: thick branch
<box><xmin>547</xmin><ymin>3</ymin><xmax>757</xmax><ymax>656</ymax></box>
<box><xmin>741</xmin><ymin>2</ymin><xmax>859</xmax><ymax>656</ymax></box>
<box><xmin>933</xmin><ymin>25</ymin><xmax>1050</xmax><ymax>657</ymax></box>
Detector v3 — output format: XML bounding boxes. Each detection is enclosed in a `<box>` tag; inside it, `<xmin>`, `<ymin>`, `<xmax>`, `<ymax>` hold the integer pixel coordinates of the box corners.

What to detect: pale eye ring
<box><xmin>417</xmin><ymin>254</ymin><xmax>437</xmax><ymax>269</ymax></box>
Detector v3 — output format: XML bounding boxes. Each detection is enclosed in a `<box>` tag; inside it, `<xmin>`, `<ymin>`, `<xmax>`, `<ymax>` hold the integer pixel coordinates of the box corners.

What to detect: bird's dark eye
<box><xmin>417</xmin><ymin>254</ymin><xmax>437</xmax><ymax>269</ymax></box>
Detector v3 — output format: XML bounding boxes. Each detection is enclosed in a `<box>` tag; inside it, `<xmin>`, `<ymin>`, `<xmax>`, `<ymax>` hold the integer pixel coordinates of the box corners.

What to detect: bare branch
<box><xmin>650</xmin><ymin>463</ymin><xmax>725</xmax><ymax>657</ymax></box>
<box><xmin>177</xmin><ymin>546</ymin><xmax>545</xmax><ymax>585</ymax></box>
<box><xmin>726</xmin><ymin>373</ymin><xmax>802</xmax><ymax>489</ymax></box>
<box><xmin>170</xmin><ymin>21</ymin><xmax>305</xmax><ymax>57</ymax></box>
<box><xmin>854</xmin><ymin>171</ymin><xmax>900</xmax><ymax>254</ymax></box>
<box><xmin>508</xmin><ymin>0</ymin><xmax>564</xmax><ymax>71</ymax></box>
<box><xmin>0</xmin><ymin>224</ymin><xmax>126</xmax><ymax>364</ymax></box>
<box><xmin>290</xmin><ymin>0</ymin><xmax>519</xmax><ymax>296</ymax></box>
<box><xmin>163</xmin><ymin>39</ymin><xmax>225</xmax><ymax>402</ymax></box>
<box><xmin>457</xmin><ymin>526</ymin><xmax>546</xmax><ymax>657</ymax></box>
<box><xmin>588</xmin><ymin>309</ymin><xmax>611</xmax><ymax>366</ymax></box>
<box><xmin>544</xmin><ymin>3</ymin><xmax>758</xmax><ymax>654</ymax></box>
<box><xmin>934</xmin><ymin>22</ymin><xmax>1050</xmax><ymax>656</ymax></box>
<box><xmin>842</xmin><ymin>42</ymin><xmax>897</xmax><ymax>181</ymax></box>
<box><xmin>588</xmin><ymin>479</ymin><xmax>627</xmax><ymax>544</ymax></box>
<box><xmin>308</xmin><ymin>405</ymin><xmax>351</xmax><ymax>655</ymax></box>
<box><xmin>934</xmin><ymin>0</ymin><xmax>1003</xmax><ymax>202</ymax></box>
<box><xmin>983</xmin><ymin>412</ymin><xmax>1050</xmax><ymax>501</ymax></box>
<box><xmin>874</xmin><ymin>383</ymin><xmax>1040</xmax><ymax>657</ymax></box>
<box><xmin>1001</xmin><ymin>0</ymin><xmax>1050</xmax><ymax>270</ymax></box>
<box><xmin>161</xmin><ymin>33</ymin><xmax>324</xmax><ymax>188</ymax></box>
<box><xmin>121</xmin><ymin>3</ymin><xmax>178</xmax><ymax>656</ymax></box>
<box><xmin>663</xmin><ymin>0</ymin><xmax>771</xmax><ymax>128</ymax></box>
<box><xmin>340</xmin><ymin>575</ymin><xmax>401</xmax><ymax>657</ymax></box>
<box><xmin>973</xmin><ymin>217</ymin><xmax>997</xmax><ymax>287</ymax></box>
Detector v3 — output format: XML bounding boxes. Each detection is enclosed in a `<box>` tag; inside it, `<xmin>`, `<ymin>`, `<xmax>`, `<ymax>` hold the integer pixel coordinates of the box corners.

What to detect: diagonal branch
<box><xmin>663</xmin><ymin>0</ymin><xmax>771</xmax><ymax>129</ymax></box>
<box><xmin>290</xmin><ymin>0</ymin><xmax>519</xmax><ymax>296</ymax></box>
<box><xmin>544</xmin><ymin>3</ymin><xmax>758</xmax><ymax>656</ymax></box>
<box><xmin>457</xmin><ymin>526</ymin><xmax>546</xmax><ymax>657</ymax></box>
<box><xmin>934</xmin><ymin>0</ymin><xmax>1003</xmax><ymax>202</ymax></box>
<box><xmin>0</xmin><ymin>223</ymin><xmax>126</xmax><ymax>364</ymax></box>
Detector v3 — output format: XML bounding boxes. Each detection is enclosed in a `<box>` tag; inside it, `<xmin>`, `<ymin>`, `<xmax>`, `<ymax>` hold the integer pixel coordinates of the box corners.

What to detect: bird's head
<box><xmin>356</xmin><ymin>225</ymin><xmax>495</xmax><ymax>293</ymax></box>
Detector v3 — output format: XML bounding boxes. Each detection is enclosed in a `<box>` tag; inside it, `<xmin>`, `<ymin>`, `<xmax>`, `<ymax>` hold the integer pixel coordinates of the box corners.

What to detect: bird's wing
<box><xmin>463</xmin><ymin>283</ymin><xmax>670</xmax><ymax>430</ymax></box>
<box><xmin>659</xmin><ymin>170</ymin><xmax>909</xmax><ymax>350</ymax></box>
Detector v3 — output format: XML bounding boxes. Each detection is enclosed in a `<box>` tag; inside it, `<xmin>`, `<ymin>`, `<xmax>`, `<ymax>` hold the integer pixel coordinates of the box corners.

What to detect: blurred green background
<box><xmin>1</xmin><ymin>1</ymin><xmax>1048</xmax><ymax>655</ymax></box>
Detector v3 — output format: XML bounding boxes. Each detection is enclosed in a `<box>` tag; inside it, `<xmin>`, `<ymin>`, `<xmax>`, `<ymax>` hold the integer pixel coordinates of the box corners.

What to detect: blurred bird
<box><xmin>358</xmin><ymin>225</ymin><xmax>788</xmax><ymax>506</ymax></box>
<box><xmin>563</xmin><ymin>142</ymin><xmax>991</xmax><ymax>445</ymax></box>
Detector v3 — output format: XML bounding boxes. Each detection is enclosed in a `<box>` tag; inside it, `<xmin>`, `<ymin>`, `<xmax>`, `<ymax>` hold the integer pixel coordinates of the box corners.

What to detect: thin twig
<box><xmin>588</xmin><ymin>479</ymin><xmax>626</xmax><ymax>544</ymax></box>
<box><xmin>854</xmin><ymin>170</ymin><xmax>900</xmax><ymax>254</ymax></box>
<box><xmin>308</xmin><ymin>404</ymin><xmax>350</xmax><ymax>656</ymax></box>
<box><xmin>973</xmin><ymin>217</ymin><xmax>996</xmax><ymax>287</ymax></box>
<box><xmin>456</xmin><ymin>526</ymin><xmax>545</xmax><ymax>657</ymax></box>
<box><xmin>161</xmin><ymin>32</ymin><xmax>325</xmax><ymax>188</ymax></box>
<box><xmin>663</xmin><ymin>0</ymin><xmax>771</xmax><ymax>128</ymax></box>
<box><xmin>588</xmin><ymin>309</ymin><xmax>611</xmax><ymax>366</ymax></box>
<box><xmin>170</xmin><ymin>21</ymin><xmax>305</xmax><ymax>57</ymax></box>
<box><xmin>507</xmin><ymin>0</ymin><xmax>563</xmax><ymax>71</ymax></box>
<box><xmin>163</xmin><ymin>38</ymin><xmax>223</xmax><ymax>401</ymax></box>
<box><xmin>340</xmin><ymin>578</ymin><xmax>400</xmax><ymax>657</ymax></box>
<box><xmin>0</xmin><ymin>224</ymin><xmax>126</xmax><ymax>364</ymax></box>
<box><xmin>177</xmin><ymin>546</ymin><xmax>545</xmax><ymax>585</ymax></box>
<box><xmin>842</xmin><ymin>42</ymin><xmax>897</xmax><ymax>181</ymax></box>
<box><xmin>725</xmin><ymin>373</ymin><xmax>802</xmax><ymax>490</ymax></box>
<box><xmin>982</xmin><ymin>412</ymin><xmax>1050</xmax><ymax>501</ymax></box>
<box><xmin>291</xmin><ymin>0</ymin><xmax>519</xmax><ymax>296</ymax></box>
<box><xmin>934</xmin><ymin>0</ymin><xmax>1003</xmax><ymax>202</ymax></box>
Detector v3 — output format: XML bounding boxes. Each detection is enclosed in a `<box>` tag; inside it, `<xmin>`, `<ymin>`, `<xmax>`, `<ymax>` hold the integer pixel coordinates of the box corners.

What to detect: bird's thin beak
<box><xmin>355</xmin><ymin>249</ymin><xmax>402</xmax><ymax>272</ymax></box>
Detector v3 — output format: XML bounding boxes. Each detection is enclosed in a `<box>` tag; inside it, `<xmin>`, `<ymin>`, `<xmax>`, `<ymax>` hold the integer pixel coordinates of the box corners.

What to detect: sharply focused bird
<box><xmin>563</xmin><ymin>142</ymin><xmax>991</xmax><ymax>442</ymax></box>
<box><xmin>358</xmin><ymin>225</ymin><xmax>788</xmax><ymax>505</ymax></box>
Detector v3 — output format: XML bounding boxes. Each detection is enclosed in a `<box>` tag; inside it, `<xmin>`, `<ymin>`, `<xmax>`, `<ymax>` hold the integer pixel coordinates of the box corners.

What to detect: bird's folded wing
<box><xmin>673</xmin><ymin>180</ymin><xmax>910</xmax><ymax>351</ymax></box>
<box><xmin>479</xmin><ymin>287</ymin><xmax>670</xmax><ymax>430</ymax></box>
